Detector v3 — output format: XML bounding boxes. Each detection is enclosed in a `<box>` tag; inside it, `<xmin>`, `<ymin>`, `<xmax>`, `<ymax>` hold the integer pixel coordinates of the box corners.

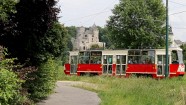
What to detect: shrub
<box><xmin>0</xmin><ymin>68</ymin><xmax>23</xmax><ymax>105</ymax></box>
<box><xmin>0</xmin><ymin>47</ymin><xmax>33</xmax><ymax>104</ymax></box>
<box><xmin>25</xmin><ymin>58</ymin><xmax>58</xmax><ymax>101</ymax></box>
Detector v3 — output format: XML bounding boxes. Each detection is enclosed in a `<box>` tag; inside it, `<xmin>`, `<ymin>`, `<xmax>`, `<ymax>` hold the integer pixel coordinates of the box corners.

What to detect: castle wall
<box><xmin>72</xmin><ymin>24</ymin><xmax>105</xmax><ymax>50</ymax></box>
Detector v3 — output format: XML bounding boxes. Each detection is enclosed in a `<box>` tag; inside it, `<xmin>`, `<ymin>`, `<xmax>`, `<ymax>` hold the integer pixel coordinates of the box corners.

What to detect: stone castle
<box><xmin>72</xmin><ymin>24</ymin><xmax>105</xmax><ymax>50</ymax></box>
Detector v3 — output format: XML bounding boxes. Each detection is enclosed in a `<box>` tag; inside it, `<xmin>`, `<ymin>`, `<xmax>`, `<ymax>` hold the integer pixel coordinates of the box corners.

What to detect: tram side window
<box><xmin>103</xmin><ymin>55</ymin><xmax>113</xmax><ymax>64</ymax></box>
<box><xmin>128</xmin><ymin>50</ymin><xmax>155</xmax><ymax>64</ymax></box>
<box><xmin>141</xmin><ymin>51</ymin><xmax>155</xmax><ymax>64</ymax></box>
<box><xmin>171</xmin><ymin>50</ymin><xmax>179</xmax><ymax>64</ymax></box>
<box><xmin>116</xmin><ymin>55</ymin><xmax>126</xmax><ymax>64</ymax></box>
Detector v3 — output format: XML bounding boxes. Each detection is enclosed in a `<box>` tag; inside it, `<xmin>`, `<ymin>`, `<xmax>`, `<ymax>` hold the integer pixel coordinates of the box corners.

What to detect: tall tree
<box><xmin>39</xmin><ymin>23</ymin><xmax>68</xmax><ymax>61</ymax></box>
<box><xmin>66</xmin><ymin>26</ymin><xmax>76</xmax><ymax>37</ymax></box>
<box><xmin>66</xmin><ymin>26</ymin><xmax>76</xmax><ymax>51</ymax></box>
<box><xmin>0</xmin><ymin>0</ymin><xmax>16</xmax><ymax>21</ymax></box>
<box><xmin>97</xmin><ymin>26</ymin><xmax>112</xmax><ymax>49</ymax></box>
<box><xmin>0</xmin><ymin>0</ymin><xmax>17</xmax><ymax>42</ymax></box>
<box><xmin>107</xmin><ymin>0</ymin><xmax>166</xmax><ymax>49</ymax></box>
<box><xmin>1</xmin><ymin>0</ymin><xmax>61</xmax><ymax>65</ymax></box>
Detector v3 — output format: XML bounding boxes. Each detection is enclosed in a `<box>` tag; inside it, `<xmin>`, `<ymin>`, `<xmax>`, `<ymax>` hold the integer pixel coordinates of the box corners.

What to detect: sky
<box><xmin>58</xmin><ymin>0</ymin><xmax>186</xmax><ymax>42</ymax></box>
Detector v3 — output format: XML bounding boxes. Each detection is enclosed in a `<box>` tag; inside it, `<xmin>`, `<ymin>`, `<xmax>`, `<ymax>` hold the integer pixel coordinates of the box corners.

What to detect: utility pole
<box><xmin>165</xmin><ymin>0</ymin><xmax>169</xmax><ymax>78</ymax></box>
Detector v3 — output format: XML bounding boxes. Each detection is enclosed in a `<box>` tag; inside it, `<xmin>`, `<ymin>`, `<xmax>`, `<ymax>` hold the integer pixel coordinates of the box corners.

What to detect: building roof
<box><xmin>174</xmin><ymin>40</ymin><xmax>183</xmax><ymax>45</ymax></box>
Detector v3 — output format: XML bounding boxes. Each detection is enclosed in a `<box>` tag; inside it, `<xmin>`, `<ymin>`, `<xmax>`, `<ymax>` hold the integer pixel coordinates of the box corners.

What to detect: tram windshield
<box><xmin>79</xmin><ymin>51</ymin><xmax>90</xmax><ymax>64</ymax></box>
<box><xmin>178</xmin><ymin>51</ymin><xmax>184</xmax><ymax>64</ymax></box>
<box><xmin>171</xmin><ymin>50</ymin><xmax>184</xmax><ymax>64</ymax></box>
<box><xmin>90</xmin><ymin>51</ymin><xmax>102</xmax><ymax>64</ymax></box>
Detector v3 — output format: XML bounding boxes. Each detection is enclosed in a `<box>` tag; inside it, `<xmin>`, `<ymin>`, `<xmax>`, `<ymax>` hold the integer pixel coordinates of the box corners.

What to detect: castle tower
<box><xmin>92</xmin><ymin>24</ymin><xmax>99</xmax><ymax>42</ymax></box>
<box><xmin>169</xmin><ymin>26</ymin><xmax>175</xmax><ymax>47</ymax></box>
<box><xmin>72</xmin><ymin>24</ymin><xmax>105</xmax><ymax>50</ymax></box>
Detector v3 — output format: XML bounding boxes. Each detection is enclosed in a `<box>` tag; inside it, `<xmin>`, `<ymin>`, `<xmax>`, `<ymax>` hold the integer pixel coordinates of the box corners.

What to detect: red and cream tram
<box><xmin>64</xmin><ymin>47</ymin><xmax>185</xmax><ymax>78</ymax></box>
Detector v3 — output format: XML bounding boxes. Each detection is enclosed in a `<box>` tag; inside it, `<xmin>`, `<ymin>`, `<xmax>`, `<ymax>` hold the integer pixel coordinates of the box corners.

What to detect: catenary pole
<box><xmin>165</xmin><ymin>0</ymin><xmax>169</xmax><ymax>78</ymax></box>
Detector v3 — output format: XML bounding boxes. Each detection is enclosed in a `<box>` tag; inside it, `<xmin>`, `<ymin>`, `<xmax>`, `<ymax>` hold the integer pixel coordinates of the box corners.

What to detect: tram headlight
<box><xmin>64</xmin><ymin>66</ymin><xmax>66</xmax><ymax>70</ymax></box>
<box><xmin>178</xmin><ymin>65</ymin><xmax>185</xmax><ymax>72</ymax></box>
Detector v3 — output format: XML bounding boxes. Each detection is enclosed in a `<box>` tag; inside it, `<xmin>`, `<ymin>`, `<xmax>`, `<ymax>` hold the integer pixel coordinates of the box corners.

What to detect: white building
<box><xmin>169</xmin><ymin>27</ymin><xmax>184</xmax><ymax>48</ymax></box>
<box><xmin>73</xmin><ymin>24</ymin><xmax>105</xmax><ymax>50</ymax></box>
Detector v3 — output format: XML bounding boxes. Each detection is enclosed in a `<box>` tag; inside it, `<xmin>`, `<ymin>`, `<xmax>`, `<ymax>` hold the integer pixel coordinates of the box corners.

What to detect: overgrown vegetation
<box><xmin>24</xmin><ymin>58</ymin><xmax>58</xmax><ymax>101</ymax></box>
<box><xmin>60</xmin><ymin>68</ymin><xmax>186</xmax><ymax>105</ymax></box>
<box><xmin>0</xmin><ymin>0</ymin><xmax>17</xmax><ymax>22</ymax></box>
<box><xmin>0</xmin><ymin>47</ymin><xmax>31</xmax><ymax>104</ymax></box>
<box><xmin>0</xmin><ymin>0</ymin><xmax>67</xmax><ymax>104</ymax></box>
<box><xmin>0</xmin><ymin>68</ymin><xmax>23</xmax><ymax>105</ymax></box>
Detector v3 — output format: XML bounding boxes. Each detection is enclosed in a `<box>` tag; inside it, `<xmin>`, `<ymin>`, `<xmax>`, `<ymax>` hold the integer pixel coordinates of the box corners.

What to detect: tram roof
<box><xmin>68</xmin><ymin>47</ymin><xmax>182</xmax><ymax>55</ymax></box>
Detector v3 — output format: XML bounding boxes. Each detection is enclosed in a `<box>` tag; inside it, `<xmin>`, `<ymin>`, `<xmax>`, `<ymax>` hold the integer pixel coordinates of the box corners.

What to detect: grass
<box><xmin>58</xmin><ymin>66</ymin><xmax>186</xmax><ymax>105</ymax></box>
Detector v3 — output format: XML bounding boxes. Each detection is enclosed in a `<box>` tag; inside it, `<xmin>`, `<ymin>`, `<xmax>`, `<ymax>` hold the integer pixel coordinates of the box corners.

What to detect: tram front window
<box><xmin>71</xmin><ymin>56</ymin><xmax>77</xmax><ymax>64</ymax></box>
<box><xmin>90</xmin><ymin>51</ymin><xmax>102</xmax><ymax>64</ymax></box>
<box><xmin>178</xmin><ymin>51</ymin><xmax>184</xmax><ymax>64</ymax></box>
<box><xmin>172</xmin><ymin>50</ymin><xmax>184</xmax><ymax>64</ymax></box>
<box><xmin>171</xmin><ymin>50</ymin><xmax>179</xmax><ymax>64</ymax></box>
<box><xmin>128</xmin><ymin>50</ymin><xmax>140</xmax><ymax>64</ymax></box>
<box><xmin>79</xmin><ymin>51</ymin><xmax>90</xmax><ymax>64</ymax></box>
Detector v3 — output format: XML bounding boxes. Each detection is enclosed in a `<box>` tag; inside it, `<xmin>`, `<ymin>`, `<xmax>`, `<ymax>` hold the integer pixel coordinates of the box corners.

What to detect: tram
<box><xmin>64</xmin><ymin>47</ymin><xmax>185</xmax><ymax>78</ymax></box>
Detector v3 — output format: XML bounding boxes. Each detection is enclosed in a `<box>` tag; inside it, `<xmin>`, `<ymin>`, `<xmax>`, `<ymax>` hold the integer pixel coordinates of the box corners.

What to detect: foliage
<box><xmin>97</xmin><ymin>26</ymin><xmax>112</xmax><ymax>49</ymax></box>
<box><xmin>0</xmin><ymin>48</ymin><xmax>27</xmax><ymax>105</ymax></box>
<box><xmin>0</xmin><ymin>0</ymin><xmax>61</xmax><ymax>66</ymax></box>
<box><xmin>90</xmin><ymin>44</ymin><xmax>99</xmax><ymax>49</ymax></box>
<box><xmin>66</xmin><ymin>26</ymin><xmax>77</xmax><ymax>37</ymax></box>
<box><xmin>0</xmin><ymin>0</ymin><xmax>17</xmax><ymax>22</ymax></box>
<box><xmin>90</xmin><ymin>44</ymin><xmax>104</xmax><ymax>50</ymax></box>
<box><xmin>0</xmin><ymin>0</ymin><xmax>17</xmax><ymax>43</ymax></box>
<box><xmin>0</xmin><ymin>68</ymin><xmax>23</xmax><ymax>105</ymax></box>
<box><xmin>0</xmin><ymin>47</ymin><xmax>34</xmax><ymax>104</ymax></box>
<box><xmin>107</xmin><ymin>0</ymin><xmax>166</xmax><ymax>49</ymax></box>
<box><xmin>66</xmin><ymin>26</ymin><xmax>77</xmax><ymax>51</ymax></box>
<box><xmin>36</xmin><ymin>22</ymin><xmax>68</xmax><ymax>64</ymax></box>
<box><xmin>24</xmin><ymin>58</ymin><xmax>58</xmax><ymax>101</ymax></box>
<box><xmin>0</xmin><ymin>0</ymin><xmax>68</xmax><ymax>103</ymax></box>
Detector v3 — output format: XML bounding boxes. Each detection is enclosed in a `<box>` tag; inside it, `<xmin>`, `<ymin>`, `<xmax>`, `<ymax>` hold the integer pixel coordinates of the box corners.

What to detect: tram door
<box><xmin>157</xmin><ymin>55</ymin><xmax>166</xmax><ymax>76</ymax></box>
<box><xmin>116</xmin><ymin>55</ymin><xmax>126</xmax><ymax>75</ymax></box>
<box><xmin>70</xmin><ymin>56</ymin><xmax>78</xmax><ymax>74</ymax></box>
<box><xmin>103</xmin><ymin>55</ymin><xmax>113</xmax><ymax>74</ymax></box>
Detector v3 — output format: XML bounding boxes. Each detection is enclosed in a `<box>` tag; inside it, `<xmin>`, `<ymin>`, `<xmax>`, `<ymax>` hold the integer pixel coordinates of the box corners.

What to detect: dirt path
<box><xmin>37</xmin><ymin>81</ymin><xmax>101</xmax><ymax>105</ymax></box>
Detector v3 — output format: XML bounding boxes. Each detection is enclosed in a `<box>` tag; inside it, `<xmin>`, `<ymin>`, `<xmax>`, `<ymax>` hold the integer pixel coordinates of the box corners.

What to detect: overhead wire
<box><xmin>172</xmin><ymin>27</ymin><xmax>186</xmax><ymax>29</ymax></box>
<box><xmin>167</xmin><ymin>1</ymin><xmax>186</xmax><ymax>31</ymax></box>
<box><xmin>168</xmin><ymin>1</ymin><xmax>186</xmax><ymax>15</ymax></box>
<box><xmin>169</xmin><ymin>10</ymin><xmax>186</xmax><ymax>15</ymax></box>
<box><xmin>62</xmin><ymin>0</ymin><xmax>186</xmax><ymax>29</ymax></box>
<box><xmin>63</xmin><ymin>10</ymin><xmax>110</xmax><ymax>22</ymax></box>
<box><xmin>65</xmin><ymin>0</ymin><xmax>117</xmax><ymax>24</ymax></box>
<box><xmin>169</xmin><ymin>1</ymin><xmax>186</xmax><ymax>6</ymax></box>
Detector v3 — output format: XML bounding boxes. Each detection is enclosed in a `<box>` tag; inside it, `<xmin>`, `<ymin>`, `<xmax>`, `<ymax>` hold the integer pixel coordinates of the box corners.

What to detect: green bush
<box><xmin>25</xmin><ymin>58</ymin><xmax>58</xmax><ymax>101</ymax></box>
<box><xmin>0</xmin><ymin>68</ymin><xmax>22</xmax><ymax>105</ymax></box>
<box><xmin>0</xmin><ymin>47</ymin><xmax>32</xmax><ymax>104</ymax></box>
